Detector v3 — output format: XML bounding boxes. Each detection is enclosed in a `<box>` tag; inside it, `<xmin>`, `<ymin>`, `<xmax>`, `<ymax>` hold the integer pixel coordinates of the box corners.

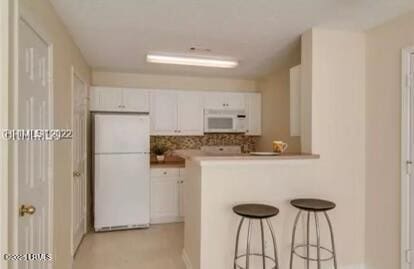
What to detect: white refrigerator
<box><xmin>93</xmin><ymin>113</ymin><xmax>150</xmax><ymax>231</ymax></box>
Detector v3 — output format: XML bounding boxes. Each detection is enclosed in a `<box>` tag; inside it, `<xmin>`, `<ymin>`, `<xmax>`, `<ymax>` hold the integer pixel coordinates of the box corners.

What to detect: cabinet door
<box><xmin>225</xmin><ymin>92</ymin><xmax>245</xmax><ymax>110</ymax></box>
<box><xmin>178</xmin><ymin>177</ymin><xmax>184</xmax><ymax>218</ymax></box>
<box><xmin>122</xmin><ymin>88</ymin><xmax>150</xmax><ymax>112</ymax></box>
<box><xmin>245</xmin><ymin>93</ymin><xmax>262</xmax><ymax>136</ymax></box>
<box><xmin>90</xmin><ymin>87</ymin><xmax>123</xmax><ymax>111</ymax></box>
<box><xmin>290</xmin><ymin>65</ymin><xmax>301</xmax><ymax>136</ymax></box>
<box><xmin>150</xmin><ymin>91</ymin><xmax>178</xmax><ymax>135</ymax></box>
<box><xmin>204</xmin><ymin>92</ymin><xmax>227</xmax><ymax>109</ymax></box>
<box><xmin>177</xmin><ymin>91</ymin><xmax>204</xmax><ymax>135</ymax></box>
<box><xmin>150</xmin><ymin>177</ymin><xmax>179</xmax><ymax>221</ymax></box>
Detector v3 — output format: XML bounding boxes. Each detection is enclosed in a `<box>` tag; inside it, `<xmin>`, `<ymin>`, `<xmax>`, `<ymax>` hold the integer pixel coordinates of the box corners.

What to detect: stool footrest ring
<box><xmin>293</xmin><ymin>244</ymin><xmax>334</xmax><ymax>262</ymax></box>
<box><xmin>234</xmin><ymin>253</ymin><xmax>277</xmax><ymax>269</ymax></box>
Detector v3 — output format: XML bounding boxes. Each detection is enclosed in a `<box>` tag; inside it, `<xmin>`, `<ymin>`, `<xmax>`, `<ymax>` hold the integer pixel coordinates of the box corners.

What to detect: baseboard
<box><xmin>150</xmin><ymin>216</ymin><xmax>184</xmax><ymax>224</ymax></box>
<box><xmin>182</xmin><ymin>249</ymin><xmax>193</xmax><ymax>269</ymax></box>
<box><xmin>337</xmin><ymin>264</ymin><xmax>366</xmax><ymax>269</ymax></box>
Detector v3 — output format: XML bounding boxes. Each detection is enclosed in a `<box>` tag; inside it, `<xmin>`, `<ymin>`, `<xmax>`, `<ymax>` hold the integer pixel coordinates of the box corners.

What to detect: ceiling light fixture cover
<box><xmin>146</xmin><ymin>54</ymin><xmax>238</xmax><ymax>68</ymax></box>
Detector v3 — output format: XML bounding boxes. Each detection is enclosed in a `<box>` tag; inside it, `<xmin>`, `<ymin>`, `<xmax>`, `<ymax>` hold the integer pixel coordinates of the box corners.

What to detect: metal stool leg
<box><xmin>306</xmin><ymin>212</ymin><xmax>311</xmax><ymax>269</ymax></box>
<box><xmin>289</xmin><ymin>211</ymin><xmax>302</xmax><ymax>269</ymax></box>
<box><xmin>245</xmin><ymin>219</ymin><xmax>253</xmax><ymax>269</ymax></box>
<box><xmin>314</xmin><ymin>212</ymin><xmax>321</xmax><ymax>269</ymax></box>
<box><xmin>234</xmin><ymin>217</ymin><xmax>245</xmax><ymax>269</ymax></box>
<box><xmin>260</xmin><ymin>220</ymin><xmax>266</xmax><ymax>269</ymax></box>
<box><xmin>266</xmin><ymin>219</ymin><xmax>279</xmax><ymax>269</ymax></box>
<box><xmin>324</xmin><ymin>212</ymin><xmax>338</xmax><ymax>269</ymax></box>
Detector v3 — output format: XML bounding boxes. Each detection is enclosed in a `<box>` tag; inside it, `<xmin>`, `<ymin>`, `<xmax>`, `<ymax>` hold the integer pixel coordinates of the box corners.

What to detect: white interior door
<box><xmin>410</xmin><ymin>52</ymin><xmax>414</xmax><ymax>269</ymax></box>
<box><xmin>71</xmin><ymin>71</ymin><xmax>87</xmax><ymax>254</ymax></box>
<box><xmin>17</xmin><ymin>18</ymin><xmax>52</xmax><ymax>269</ymax></box>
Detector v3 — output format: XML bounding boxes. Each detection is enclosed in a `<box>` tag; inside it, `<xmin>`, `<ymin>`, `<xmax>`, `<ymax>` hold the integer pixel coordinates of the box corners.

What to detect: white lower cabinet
<box><xmin>150</xmin><ymin>168</ymin><xmax>185</xmax><ymax>224</ymax></box>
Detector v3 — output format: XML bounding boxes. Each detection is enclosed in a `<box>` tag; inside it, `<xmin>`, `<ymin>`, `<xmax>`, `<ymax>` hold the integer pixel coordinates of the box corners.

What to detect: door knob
<box><xmin>19</xmin><ymin>205</ymin><xmax>36</xmax><ymax>216</ymax></box>
<box><xmin>73</xmin><ymin>171</ymin><xmax>81</xmax><ymax>177</ymax></box>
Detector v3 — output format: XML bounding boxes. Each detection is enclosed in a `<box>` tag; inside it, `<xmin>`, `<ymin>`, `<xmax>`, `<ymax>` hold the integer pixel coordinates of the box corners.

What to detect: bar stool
<box><xmin>233</xmin><ymin>203</ymin><xmax>279</xmax><ymax>269</ymax></box>
<box><xmin>289</xmin><ymin>198</ymin><xmax>337</xmax><ymax>269</ymax></box>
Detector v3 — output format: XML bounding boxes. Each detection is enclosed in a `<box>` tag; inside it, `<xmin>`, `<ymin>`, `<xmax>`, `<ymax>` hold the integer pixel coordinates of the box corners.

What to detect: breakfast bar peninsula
<box><xmin>177</xmin><ymin>150</ymin><xmax>365</xmax><ymax>269</ymax></box>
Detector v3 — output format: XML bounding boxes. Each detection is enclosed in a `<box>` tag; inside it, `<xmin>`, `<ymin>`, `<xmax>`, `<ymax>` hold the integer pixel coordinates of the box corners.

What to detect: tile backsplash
<box><xmin>150</xmin><ymin>134</ymin><xmax>257</xmax><ymax>153</ymax></box>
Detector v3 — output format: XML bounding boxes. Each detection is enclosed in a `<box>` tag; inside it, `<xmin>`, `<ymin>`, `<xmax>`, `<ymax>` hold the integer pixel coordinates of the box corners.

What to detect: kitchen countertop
<box><xmin>175</xmin><ymin>149</ymin><xmax>320</xmax><ymax>163</ymax></box>
<box><xmin>150</xmin><ymin>155</ymin><xmax>186</xmax><ymax>168</ymax></box>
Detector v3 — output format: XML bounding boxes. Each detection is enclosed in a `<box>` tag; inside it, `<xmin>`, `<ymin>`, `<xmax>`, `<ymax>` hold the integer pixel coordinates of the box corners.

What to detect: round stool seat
<box><xmin>233</xmin><ymin>203</ymin><xmax>279</xmax><ymax>219</ymax></box>
<box><xmin>290</xmin><ymin>198</ymin><xmax>336</xmax><ymax>212</ymax></box>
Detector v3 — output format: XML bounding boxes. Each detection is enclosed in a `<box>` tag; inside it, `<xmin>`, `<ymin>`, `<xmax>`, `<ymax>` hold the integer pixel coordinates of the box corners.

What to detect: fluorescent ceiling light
<box><xmin>146</xmin><ymin>54</ymin><xmax>238</xmax><ymax>68</ymax></box>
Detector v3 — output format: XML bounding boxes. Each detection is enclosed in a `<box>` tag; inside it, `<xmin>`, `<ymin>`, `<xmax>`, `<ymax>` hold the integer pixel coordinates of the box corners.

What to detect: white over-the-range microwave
<box><xmin>204</xmin><ymin>109</ymin><xmax>246</xmax><ymax>133</ymax></box>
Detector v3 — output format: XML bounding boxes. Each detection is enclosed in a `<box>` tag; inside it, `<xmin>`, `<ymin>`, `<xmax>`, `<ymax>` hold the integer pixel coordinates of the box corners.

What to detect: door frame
<box><xmin>0</xmin><ymin>1</ymin><xmax>10</xmax><ymax>269</ymax></box>
<box><xmin>10</xmin><ymin>3</ymin><xmax>55</xmax><ymax>268</ymax></box>
<box><xmin>70</xmin><ymin>66</ymin><xmax>88</xmax><ymax>256</ymax></box>
<box><xmin>401</xmin><ymin>47</ymin><xmax>414</xmax><ymax>269</ymax></box>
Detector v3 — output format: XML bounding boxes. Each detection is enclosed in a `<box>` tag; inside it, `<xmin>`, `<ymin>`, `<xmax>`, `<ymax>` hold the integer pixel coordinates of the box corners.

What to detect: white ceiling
<box><xmin>50</xmin><ymin>0</ymin><xmax>414</xmax><ymax>79</ymax></box>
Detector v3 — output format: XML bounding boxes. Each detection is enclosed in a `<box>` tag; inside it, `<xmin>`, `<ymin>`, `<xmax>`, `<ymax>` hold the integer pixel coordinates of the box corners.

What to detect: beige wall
<box><xmin>365</xmin><ymin>11</ymin><xmax>414</xmax><ymax>269</ymax></box>
<box><xmin>308</xmin><ymin>27</ymin><xmax>366</xmax><ymax>264</ymax></box>
<box><xmin>92</xmin><ymin>71</ymin><xmax>257</xmax><ymax>92</ymax></box>
<box><xmin>256</xmin><ymin>62</ymin><xmax>302</xmax><ymax>152</ymax></box>
<box><xmin>13</xmin><ymin>1</ymin><xmax>91</xmax><ymax>269</ymax></box>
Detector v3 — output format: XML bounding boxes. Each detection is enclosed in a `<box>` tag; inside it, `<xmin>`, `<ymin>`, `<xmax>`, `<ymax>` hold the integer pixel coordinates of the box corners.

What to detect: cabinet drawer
<box><xmin>150</xmin><ymin>168</ymin><xmax>180</xmax><ymax>177</ymax></box>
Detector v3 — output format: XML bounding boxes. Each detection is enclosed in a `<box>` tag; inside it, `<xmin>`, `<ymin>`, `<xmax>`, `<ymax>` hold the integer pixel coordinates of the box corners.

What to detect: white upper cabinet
<box><xmin>123</xmin><ymin>88</ymin><xmax>150</xmax><ymax>112</ymax></box>
<box><xmin>150</xmin><ymin>90</ymin><xmax>178</xmax><ymax>135</ymax></box>
<box><xmin>177</xmin><ymin>91</ymin><xmax>204</xmax><ymax>135</ymax></box>
<box><xmin>89</xmin><ymin>86</ymin><xmax>149</xmax><ymax>112</ymax></box>
<box><xmin>150</xmin><ymin>90</ymin><xmax>204</xmax><ymax>136</ymax></box>
<box><xmin>204</xmin><ymin>92</ymin><xmax>226</xmax><ymax>109</ymax></box>
<box><xmin>91</xmin><ymin>86</ymin><xmax>262</xmax><ymax>136</ymax></box>
<box><xmin>290</xmin><ymin>65</ymin><xmax>301</xmax><ymax>137</ymax></box>
<box><xmin>204</xmin><ymin>92</ymin><xmax>245</xmax><ymax>110</ymax></box>
<box><xmin>225</xmin><ymin>92</ymin><xmax>245</xmax><ymax>110</ymax></box>
<box><xmin>245</xmin><ymin>93</ymin><xmax>262</xmax><ymax>136</ymax></box>
<box><xmin>90</xmin><ymin>87</ymin><xmax>123</xmax><ymax>111</ymax></box>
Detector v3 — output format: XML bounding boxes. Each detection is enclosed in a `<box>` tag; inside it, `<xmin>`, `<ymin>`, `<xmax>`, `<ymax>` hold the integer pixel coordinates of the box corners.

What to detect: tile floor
<box><xmin>73</xmin><ymin>223</ymin><xmax>186</xmax><ymax>269</ymax></box>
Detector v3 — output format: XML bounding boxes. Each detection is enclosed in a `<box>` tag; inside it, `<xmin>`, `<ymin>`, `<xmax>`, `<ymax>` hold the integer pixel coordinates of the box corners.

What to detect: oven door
<box><xmin>204</xmin><ymin>116</ymin><xmax>235</xmax><ymax>133</ymax></box>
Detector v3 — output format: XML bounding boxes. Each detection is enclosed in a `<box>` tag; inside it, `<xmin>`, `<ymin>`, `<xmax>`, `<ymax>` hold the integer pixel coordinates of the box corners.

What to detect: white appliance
<box><xmin>93</xmin><ymin>113</ymin><xmax>150</xmax><ymax>231</ymax></box>
<box><xmin>204</xmin><ymin>109</ymin><xmax>246</xmax><ymax>133</ymax></box>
